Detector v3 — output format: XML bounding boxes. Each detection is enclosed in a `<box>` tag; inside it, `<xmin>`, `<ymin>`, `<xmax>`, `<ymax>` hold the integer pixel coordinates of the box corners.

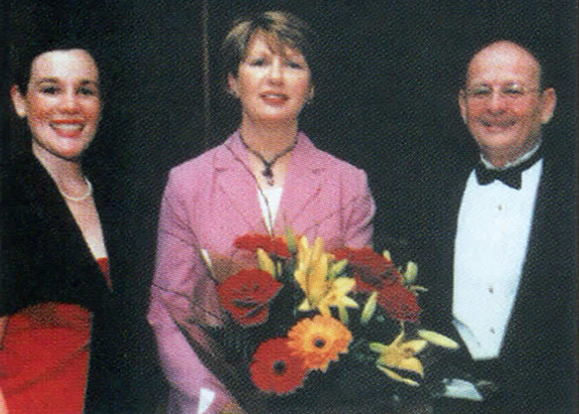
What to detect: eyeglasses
<box><xmin>464</xmin><ymin>84</ymin><xmax>542</xmax><ymax>101</ymax></box>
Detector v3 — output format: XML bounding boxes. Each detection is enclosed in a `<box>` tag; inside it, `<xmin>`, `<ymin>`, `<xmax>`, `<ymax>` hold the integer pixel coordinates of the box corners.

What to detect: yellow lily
<box><xmin>370</xmin><ymin>331</ymin><xmax>428</xmax><ymax>387</ymax></box>
<box><xmin>294</xmin><ymin>236</ymin><xmax>328</xmax><ymax>308</ymax></box>
<box><xmin>294</xmin><ymin>236</ymin><xmax>358</xmax><ymax>321</ymax></box>
<box><xmin>317</xmin><ymin>277</ymin><xmax>359</xmax><ymax>324</ymax></box>
<box><xmin>327</xmin><ymin>259</ymin><xmax>348</xmax><ymax>280</ymax></box>
<box><xmin>399</xmin><ymin>261</ymin><xmax>429</xmax><ymax>296</ymax></box>
<box><xmin>257</xmin><ymin>248</ymin><xmax>276</xmax><ymax>278</ymax></box>
<box><xmin>360</xmin><ymin>291</ymin><xmax>378</xmax><ymax>325</ymax></box>
<box><xmin>284</xmin><ymin>226</ymin><xmax>298</xmax><ymax>255</ymax></box>
<box><xmin>417</xmin><ymin>329</ymin><xmax>459</xmax><ymax>349</ymax></box>
<box><xmin>403</xmin><ymin>261</ymin><xmax>418</xmax><ymax>284</ymax></box>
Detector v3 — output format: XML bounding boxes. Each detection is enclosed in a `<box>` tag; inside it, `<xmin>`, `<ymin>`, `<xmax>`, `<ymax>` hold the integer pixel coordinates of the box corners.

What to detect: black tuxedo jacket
<box><xmin>413</xmin><ymin>141</ymin><xmax>578</xmax><ymax>413</ymax></box>
<box><xmin>1</xmin><ymin>150</ymin><xmax>161</xmax><ymax>413</ymax></box>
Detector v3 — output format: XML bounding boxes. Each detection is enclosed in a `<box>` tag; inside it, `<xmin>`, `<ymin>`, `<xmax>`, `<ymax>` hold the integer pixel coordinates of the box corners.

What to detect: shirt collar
<box><xmin>480</xmin><ymin>141</ymin><xmax>542</xmax><ymax>171</ymax></box>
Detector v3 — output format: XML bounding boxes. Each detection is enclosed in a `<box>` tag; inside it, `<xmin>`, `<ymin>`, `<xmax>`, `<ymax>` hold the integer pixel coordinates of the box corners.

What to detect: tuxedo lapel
<box><xmin>433</xmin><ymin>169</ymin><xmax>470</xmax><ymax>322</ymax></box>
<box><xmin>500</xmin><ymin>153</ymin><xmax>559</xmax><ymax>357</ymax></box>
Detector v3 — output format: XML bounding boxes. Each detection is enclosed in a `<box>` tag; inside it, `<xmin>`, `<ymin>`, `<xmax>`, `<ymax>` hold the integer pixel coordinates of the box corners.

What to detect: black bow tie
<box><xmin>475</xmin><ymin>149</ymin><xmax>543</xmax><ymax>190</ymax></box>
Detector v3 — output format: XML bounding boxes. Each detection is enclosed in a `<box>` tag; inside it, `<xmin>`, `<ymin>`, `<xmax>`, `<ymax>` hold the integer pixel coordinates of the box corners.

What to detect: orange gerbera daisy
<box><xmin>287</xmin><ymin>315</ymin><xmax>352</xmax><ymax>372</ymax></box>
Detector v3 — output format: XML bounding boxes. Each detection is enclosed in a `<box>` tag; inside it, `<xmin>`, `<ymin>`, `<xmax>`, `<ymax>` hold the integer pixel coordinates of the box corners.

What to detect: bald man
<box><xmin>417</xmin><ymin>40</ymin><xmax>577</xmax><ymax>414</ymax></box>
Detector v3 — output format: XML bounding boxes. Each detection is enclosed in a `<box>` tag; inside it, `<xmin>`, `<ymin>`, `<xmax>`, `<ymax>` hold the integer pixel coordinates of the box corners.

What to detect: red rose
<box><xmin>333</xmin><ymin>246</ymin><xmax>401</xmax><ymax>290</ymax></box>
<box><xmin>217</xmin><ymin>269</ymin><xmax>283</xmax><ymax>326</ymax></box>
<box><xmin>377</xmin><ymin>280</ymin><xmax>421</xmax><ymax>323</ymax></box>
<box><xmin>234</xmin><ymin>234</ymin><xmax>291</xmax><ymax>258</ymax></box>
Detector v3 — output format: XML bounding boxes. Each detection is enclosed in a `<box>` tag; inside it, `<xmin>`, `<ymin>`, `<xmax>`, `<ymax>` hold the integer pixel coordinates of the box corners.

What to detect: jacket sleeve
<box><xmin>147</xmin><ymin>171</ymin><xmax>234</xmax><ymax>414</ymax></box>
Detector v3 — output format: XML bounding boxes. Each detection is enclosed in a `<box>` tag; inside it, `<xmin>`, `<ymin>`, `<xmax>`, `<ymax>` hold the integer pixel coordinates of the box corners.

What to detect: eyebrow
<box><xmin>34</xmin><ymin>78</ymin><xmax>100</xmax><ymax>88</ymax></box>
<box><xmin>468</xmin><ymin>81</ymin><xmax>528</xmax><ymax>87</ymax></box>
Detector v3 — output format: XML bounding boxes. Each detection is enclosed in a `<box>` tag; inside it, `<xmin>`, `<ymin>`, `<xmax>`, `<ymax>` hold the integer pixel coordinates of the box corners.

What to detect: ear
<box><xmin>539</xmin><ymin>87</ymin><xmax>557</xmax><ymax>124</ymax></box>
<box><xmin>307</xmin><ymin>85</ymin><xmax>315</xmax><ymax>101</ymax></box>
<box><xmin>227</xmin><ymin>73</ymin><xmax>239</xmax><ymax>98</ymax></box>
<box><xmin>11</xmin><ymin>85</ymin><xmax>28</xmax><ymax>118</ymax></box>
<box><xmin>458</xmin><ymin>89</ymin><xmax>468</xmax><ymax>124</ymax></box>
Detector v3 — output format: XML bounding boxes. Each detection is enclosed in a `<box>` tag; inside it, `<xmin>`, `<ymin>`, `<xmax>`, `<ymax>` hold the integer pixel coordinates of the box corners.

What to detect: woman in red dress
<box><xmin>0</xmin><ymin>40</ymin><xmax>120</xmax><ymax>414</ymax></box>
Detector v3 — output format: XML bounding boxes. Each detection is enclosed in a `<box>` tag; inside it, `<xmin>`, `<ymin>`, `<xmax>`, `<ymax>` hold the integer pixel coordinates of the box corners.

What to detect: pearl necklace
<box><xmin>240</xmin><ymin>134</ymin><xmax>298</xmax><ymax>186</ymax></box>
<box><xmin>59</xmin><ymin>177</ymin><xmax>93</xmax><ymax>202</ymax></box>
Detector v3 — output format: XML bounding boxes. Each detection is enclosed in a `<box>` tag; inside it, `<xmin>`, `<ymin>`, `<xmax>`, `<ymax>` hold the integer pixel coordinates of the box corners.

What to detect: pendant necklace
<box><xmin>240</xmin><ymin>134</ymin><xmax>298</xmax><ymax>186</ymax></box>
<box><xmin>58</xmin><ymin>177</ymin><xmax>93</xmax><ymax>202</ymax></box>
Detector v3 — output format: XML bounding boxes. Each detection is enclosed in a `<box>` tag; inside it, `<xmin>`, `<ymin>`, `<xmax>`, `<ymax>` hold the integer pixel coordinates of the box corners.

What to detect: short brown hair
<box><xmin>221</xmin><ymin>11</ymin><xmax>319</xmax><ymax>85</ymax></box>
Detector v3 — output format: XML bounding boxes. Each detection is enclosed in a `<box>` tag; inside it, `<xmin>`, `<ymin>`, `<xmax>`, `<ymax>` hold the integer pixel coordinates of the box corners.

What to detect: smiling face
<box><xmin>11</xmin><ymin>49</ymin><xmax>102</xmax><ymax>162</ymax></box>
<box><xmin>228</xmin><ymin>32</ymin><xmax>313</xmax><ymax>127</ymax></box>
<box><xmin>458</xmin><ymin>41</ymin><xmax>556</xmax><ymax>166</ymax></box>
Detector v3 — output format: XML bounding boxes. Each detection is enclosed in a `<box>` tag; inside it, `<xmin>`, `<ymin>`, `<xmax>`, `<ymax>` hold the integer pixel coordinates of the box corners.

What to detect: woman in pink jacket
<box><xmin>148</xmin><ymin>11</ymin><xmax>375</xmax><ymax>414</ymax></box>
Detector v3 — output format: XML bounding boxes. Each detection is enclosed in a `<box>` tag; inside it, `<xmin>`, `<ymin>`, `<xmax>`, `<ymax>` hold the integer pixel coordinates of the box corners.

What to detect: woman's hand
<box><xmin>0</xmin><ymin>390</ymin><xmax>8</xmax><ymax>414</ymax></box>
<box><xmin>218</xmin><ymin>402</ymin><xmax>247</xmax><ymax>414</ymax></box>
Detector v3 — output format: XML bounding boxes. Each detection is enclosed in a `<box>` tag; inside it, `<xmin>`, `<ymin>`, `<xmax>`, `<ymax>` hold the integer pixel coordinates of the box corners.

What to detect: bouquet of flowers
<box><xmin>166</xmin><ymin>228</ymin><xmax>458</xmax><ymax>413</ymax></box>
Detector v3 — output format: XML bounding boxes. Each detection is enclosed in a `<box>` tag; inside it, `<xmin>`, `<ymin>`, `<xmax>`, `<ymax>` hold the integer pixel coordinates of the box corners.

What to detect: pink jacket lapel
<box><xmin>274</xmin><ymin>133</ymin><xmax>325</xmax><ymax>234</ymax></box>
<box><xmin>215</xmin><ymin>134</ymin><xmax>267</xmax><ymax>233</ymax></box>
<box><xmin>213</xmin><ymin>132</ymin><xmax>329</xmax><ymax>237</ymax></box>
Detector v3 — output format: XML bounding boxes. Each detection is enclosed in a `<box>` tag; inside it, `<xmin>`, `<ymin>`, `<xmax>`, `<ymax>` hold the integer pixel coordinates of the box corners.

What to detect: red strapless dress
<box><xmin>0</xmin><ymin>258</ymin><xmax>110</xmax><ymax>414</ymax></box>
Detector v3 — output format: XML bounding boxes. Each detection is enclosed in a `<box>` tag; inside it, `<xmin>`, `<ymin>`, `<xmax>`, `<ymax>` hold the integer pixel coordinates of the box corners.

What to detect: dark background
<box><xmin>4</xmin><ymin>0</ymin><xmax>577</xmax><ymax>410</ymax></box>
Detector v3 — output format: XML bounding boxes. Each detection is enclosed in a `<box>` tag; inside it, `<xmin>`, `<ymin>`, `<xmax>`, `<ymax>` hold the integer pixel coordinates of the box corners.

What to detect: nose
<box><xmin>267</xmin><ymin>59</ymin><xmax>284</xmax><ymax>84</ymax></box>
<box><xmin>487</xmin><ymin>90</ymin><xmax>507</xmax><ymax>113</ymax></box>
<box><xmin>60</xmin><ymin>90</ymin><xmax>80</xmax><ymax>113</ymax></box>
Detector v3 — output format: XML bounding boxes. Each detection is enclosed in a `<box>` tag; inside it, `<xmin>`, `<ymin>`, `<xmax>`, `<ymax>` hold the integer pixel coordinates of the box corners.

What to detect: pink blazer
<box><xmin>148</xmin><ymin>131</ymin><xmax>375</xmax><ymax>413</ymax></box>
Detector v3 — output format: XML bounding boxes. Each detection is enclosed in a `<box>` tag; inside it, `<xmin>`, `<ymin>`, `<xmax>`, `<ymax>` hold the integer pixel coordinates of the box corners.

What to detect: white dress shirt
<box><xmin>452</xmin><ymin>156</ymin><xmax>542</xmax><ymax>360</ymax></box>
<box><xmin>257</xmin><ymin>185</ymin><xmax>283</xmax><ymax>233</ymax></box>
